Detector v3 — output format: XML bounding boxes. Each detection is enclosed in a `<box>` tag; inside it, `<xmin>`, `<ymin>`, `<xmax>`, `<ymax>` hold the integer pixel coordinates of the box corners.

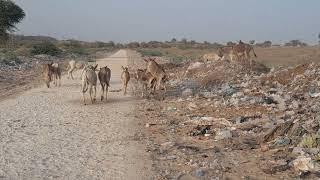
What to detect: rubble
<box><xmin>139</xmin><ymin>59</ymin><xmax>320</xmax><ymax>178</ymax></box>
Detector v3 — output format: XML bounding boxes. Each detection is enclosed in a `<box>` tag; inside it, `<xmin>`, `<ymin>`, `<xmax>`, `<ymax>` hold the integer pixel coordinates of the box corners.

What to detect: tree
<box><xmin>181</xmin><ymin>38</ymin><xmax>187</xmax><ymax>44</ymax></box>
<box><xmin>227</xmin><ymin>41</ymin><xmax>236</xmax><ymax>46</ymax></box>
<box><xmin>249</xmin><ymin>40</ymin><xmax>255</xmax><ymax>45</ymax></box>
<box><xmin>30</xmin><ymin>41</ymin><xmax>62</xmax><ymax>56</ymax></box>
<box><xmin>0</xmin><ymin>0</ymin><xmax>25</xmax><ymax>42</ymax></box>
<box><xmin>171</xmin><ymin>38</ymin><xmax>177</xmax><ymax>43</ymax></box>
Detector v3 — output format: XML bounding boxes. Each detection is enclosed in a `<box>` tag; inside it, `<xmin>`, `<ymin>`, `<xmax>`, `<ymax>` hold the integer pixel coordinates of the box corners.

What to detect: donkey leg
<box><xmin>82</xmin><ymin>92</ymin><xmax>86</xmax><ymax>105</ymax></box>
<box><xmin>93</xmin><ymin>86</ymin><xmax>97</xmax><ymax>102</ymax></box>
<box><xmin>105</xmin><ymin>85</ymin><xmax>109</xmax><ymax>100</ymax></box>
<box><xmin>89</xmin><ymin>86</ymin><xmax>93</xmax><ymax>103</ymax></box>
<box><xmin>101</xmin><ymin>84</ymin><xmax>105</xmax><ymax>101</ymax></box>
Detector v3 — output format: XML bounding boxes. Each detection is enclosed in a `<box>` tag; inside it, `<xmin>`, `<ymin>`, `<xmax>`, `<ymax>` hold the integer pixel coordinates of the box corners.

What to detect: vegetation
<box><xmin>284</xmin><ymin>40</ymin><xmax>308</xmax><ymax>47</ymax></box>
<box><xmin>137</xmin><ymin>49</ymin><xmax>163</xmax><ymax>57</ymax></box>
<box><xmin>0</xmin><ymin>0</ymin><xmax>25</xmax><ymax>42</ymax></box>
<box><xmin>30</xmin><ymin>41</ymin><xmax>62</xmax><ymax>56</ymax></box>
<box><xmin>299</xmin><ymin>133</ymin><xmax>320</xmax><ymax>148</ymax></box>
<box><xmin>256</xmin><ymin>41</ymin><xmax>272</xmax><ymax>48</ymax></box>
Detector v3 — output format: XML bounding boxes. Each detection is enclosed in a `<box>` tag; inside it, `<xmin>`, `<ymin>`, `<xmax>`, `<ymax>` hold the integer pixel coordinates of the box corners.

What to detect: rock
<box><xmin>292</xmin><ymin>147</ymin><xmax>305</xmax><ymax>155</ymax></box>
<box><xmin>274</xmin><ymin>137</ymin><xmax>291</xmax><ymax>146</ymax></box>
<box><xmin>309</xmin><ymin>92</ymin><xmax>320</xmax><ymax>98</ymax></box>
<box><xmin>187</xmin><ymin>62</ymin><xmax>204</xmax><ymax>71</ymax></box>
<box><xmin>272</xmin><ymin>95</ymin><xmax>286</xmax><ymax>111</ymax></box>
<box><xmin>232</xmin><ymin>92</ymin><xmax>244</xmax><ymax>98</ymax></box>
<box><xmin>159</xmin><ymin>155</ymin><xmax>177</xmax><ymax>160</ymax></box>
<box><xmin>161</xmin><ymin>141</ymin><xmax>175</xmax><ymax>147</ymax></box>
<box><xmin>263</xmin><ymin>121</ymin><xmax>294</xmax><ymax>142</ymax></box>
<box><xmin>291</xmin><ymin>101</ymin><xmax>300</xmax><ymax>110</ymax></box>
<box><xmin>182</xmin><ymin>88</ymin><xmax>193</xmax><ymax>97</ymax></box>
<box><xmin>262</xmin><ymin>160</ymin><xmax>290</xmax><ymax>174</ymax></box>
<box><xmin>167</xmin><ymin>106</ymin><xmax>177</xmax><ymax>112</ymax></box>
<box><xmin>285</xmin><ymin>111</ymin><xmax>295</xmax><ymax>117</ymax></box>
<box><xmin>188</xmin><ymin>102</ymin><xmax>198</xmax><ymax>111</ymax></box>
<box><xmin>263</xmin><ymin>96</ymin><xmax>277</xmax><ymax>104</ymax></box>
<box><xmin>260</xmin><ymin>144</ymin><xmax>269</xmax><ymax>152</ymax></box>
<box><xmin>221</xmin><ymin>84</ymin><xmax>237</xmax><ymax>97</ymax></box>
<box><xmin>293</xmin><ymin>156</ymin><xmax>315</xmax><ymax>172</ymax></box>
<box><xmin>195</xmin><ymin>169</ymin><xmax>205</xmax><ymax>177</ymax></box>
<box><xmin>229</xmin><ymin>98</ymin><xmax>239</xmax><ymax>106</ymax></box>
<box><xmin>215</xmin><ymin>129</ymin><xmax>232</xmax><ymax>140</ymax></box>
<box><xmin>189</xmin><ymin>125</ymin><xmax>211</xmax><ymax>136</ymax></box>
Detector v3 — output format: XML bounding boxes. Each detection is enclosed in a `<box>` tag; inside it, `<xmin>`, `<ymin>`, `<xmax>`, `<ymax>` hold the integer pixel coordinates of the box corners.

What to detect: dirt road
<box><xmin>0</xmin><ymin>50</ymin><xmax>153</xmax><ymax>179</ymax></box>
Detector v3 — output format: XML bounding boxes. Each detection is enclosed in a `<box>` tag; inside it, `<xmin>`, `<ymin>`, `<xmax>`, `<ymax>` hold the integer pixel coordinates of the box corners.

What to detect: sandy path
<box><xmin>0</xmin><ymin>50</ymin><xmax>153</xmax><ymax>179</ymax></box>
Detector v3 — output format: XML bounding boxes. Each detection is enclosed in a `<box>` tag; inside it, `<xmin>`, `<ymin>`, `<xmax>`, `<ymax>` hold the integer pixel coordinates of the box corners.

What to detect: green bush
<box><xmin>137</xmin><ymin>49</ymin><xmax>163</xmax><ymax>57</ymax></box>
<box><xmin>61</xmin><ymin>41</ymin><xmax>89</xmax><ymax>55</ymax></box>
<box><xmin>30</xmin><ymin>42</ymin><xmax>61</xmax><ymax>56</ymax></box>
<box><xmin>0</xmin><ymin>51</ymin><xmax>22</xmax><ymax>65</ymax></box>
<box><xmin>299</xmin><ymin>133</ymin><xmax>320</xmax><ymax>148</ymax></box>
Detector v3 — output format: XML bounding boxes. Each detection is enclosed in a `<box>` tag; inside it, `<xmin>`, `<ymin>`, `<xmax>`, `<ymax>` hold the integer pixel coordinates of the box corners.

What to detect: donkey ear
<box><xmin>94</xmin><ymin>64</ymin><xmax>98</xmax><ymax>70</ymax></box>
<box><xmin>121</xmin><ymin>66</ymin><xmax>125</xmax><ymax>70</ymax></box>
<box><xmin>143</xmin><ymin>58</ymin><xmax>149</xmax><ymax>62</ymax></box>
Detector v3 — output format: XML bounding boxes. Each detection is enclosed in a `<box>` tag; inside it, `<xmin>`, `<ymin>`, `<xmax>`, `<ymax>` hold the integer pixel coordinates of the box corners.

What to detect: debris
<box><xmin>145</xmin><ymin>123</ymin><xmax>156</xmax><ymax>127</ymax></box>
<box><xmin>215</xmin><ymin>129</ymin><xmax>232</xmax><ymax>140</ymax></box>
<box><xmin>292</xmin><ymin>156</ymin><xmax>315</xmax><ymax>172</ymax></box>
<box><xmin>261</xmin><ymin>160</ymin><xmax>290</xmax><ymax>174</ymax></box>
<box><xmin>182</xmin><ymin>88</ymin><xmax>193</xmax><ymax>97</ymax></box>
<box><xmin>189</xmin><ymin>125</ymin><xmax>211</xmax><ymax>136</ymax></box>
<box><xmin>274</xmin><ymin>137</ymin><xmax>291</xmax><ymax>146</ymax></box>
<box><xmin>187</xmin><ymin>62</ymin><xmax>204</xmax><ymax>71</ymax></box>
<box><xmin>195</xmin><ymin>169</ymin><xmax>205</xmax><ymax>177</ymax></box>
<box><xmin>263</xmin><ymin>121</ymin><xmax>294</xmax><ymax>142</ymax></box>
<box><xmin>167</xmin><ymin>106</ymin><xmax>177</xmax><ymax>112</ymax></box>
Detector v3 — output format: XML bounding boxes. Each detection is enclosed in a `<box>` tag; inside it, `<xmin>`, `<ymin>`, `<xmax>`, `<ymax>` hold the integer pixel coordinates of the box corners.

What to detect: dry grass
<box><xmin>146</xmin><ymin>46</ymin><xmax>320</xmax><ymax>68</ymax></box>
<box><xmin>255</xmin><ymin>46</ymin><xmax>320</xmax><ymax>67</ymax></box>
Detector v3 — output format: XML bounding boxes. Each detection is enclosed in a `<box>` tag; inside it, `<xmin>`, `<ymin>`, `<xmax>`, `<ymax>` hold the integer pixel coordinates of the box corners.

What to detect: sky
<box><xmin>12</xmin><ymin>0</ymin><xmax>320</xmax><ymax>44</ymax></box>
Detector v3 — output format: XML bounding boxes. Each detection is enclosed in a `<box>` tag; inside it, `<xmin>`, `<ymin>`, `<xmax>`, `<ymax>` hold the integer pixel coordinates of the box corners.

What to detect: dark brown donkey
<box><xmin>98</xmin><ymin>66</ymin><xmax>111</xmax><ymax>101</ymax></box>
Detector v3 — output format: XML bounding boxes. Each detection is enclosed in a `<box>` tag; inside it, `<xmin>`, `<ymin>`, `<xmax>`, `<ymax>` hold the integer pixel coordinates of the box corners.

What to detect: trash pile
<box><xmin>0</xmin><ymin>55</ymin><xmax>68</xmax><ymax>99</ymax></box>
<box><xmin>140</xmin><ymin>59</ymin><xmax>320</xmax><ymax>179</ymax></box>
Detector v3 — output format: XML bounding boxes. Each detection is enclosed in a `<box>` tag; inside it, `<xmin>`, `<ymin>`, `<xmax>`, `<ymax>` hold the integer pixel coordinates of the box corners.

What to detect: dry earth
<box><xmin>0</xmin><ymin>50</ymin><xmax>154</xmax><ymax>179</ymax></box>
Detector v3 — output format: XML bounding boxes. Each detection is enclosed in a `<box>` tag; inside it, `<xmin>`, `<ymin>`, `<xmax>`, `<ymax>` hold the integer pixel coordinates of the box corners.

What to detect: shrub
<box><xmin>0</xmin><ymin>51</ymin><xmax>21</xmax><ymax>66</ymax></box>
<box><xmin>138</xmin><ymin>49</ymin><xmax>163</xmax><ymax>57</ymax></box>
<box><xmin>30</xmin><ymin>41</ymin><xmax>61</xmax><ymax>56</ymax></box>
<box><xmin>299</xmin><ymin>133</ymin><xmax>320</xmax><ymax>148</ymax></box>
<box><xmin>61</xmin><ymin>40</ymin><xmax>88</xmax><ymax>55</ymax></box>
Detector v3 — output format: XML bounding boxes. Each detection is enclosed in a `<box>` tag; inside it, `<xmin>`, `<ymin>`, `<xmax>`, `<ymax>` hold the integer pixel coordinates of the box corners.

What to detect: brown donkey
<box><xmin>121</xmin><ymin>66</ymin><xmax>130</xmax><ymax>95</ymax></box>
<box><xmin>98</xmin><ymin>66</ymin><xmax>111</xmax><ymax>101</ymax></box>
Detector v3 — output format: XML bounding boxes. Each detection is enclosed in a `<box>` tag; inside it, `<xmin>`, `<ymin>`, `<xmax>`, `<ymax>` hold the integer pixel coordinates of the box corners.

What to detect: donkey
<box><xmin>98</xmin><ymin>66</ymin><xmax>111</xmax><ymax>101</ymax></box>
<box><xmin>121</xmin><ymin>66</ymin><xmax>130</xmax><ymax>95</ymax></box>
<box><xmin>81</xmin><ymin>64</ymin><xmax>98</xmax><ymax>105</ymax></box>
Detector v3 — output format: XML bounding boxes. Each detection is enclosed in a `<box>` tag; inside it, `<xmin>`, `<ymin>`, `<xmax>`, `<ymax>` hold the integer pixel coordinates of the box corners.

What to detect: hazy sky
<box><xmin>13</xmin><ymin>0</ymin><xmax>320</xmax><ymax>44</ymax></box>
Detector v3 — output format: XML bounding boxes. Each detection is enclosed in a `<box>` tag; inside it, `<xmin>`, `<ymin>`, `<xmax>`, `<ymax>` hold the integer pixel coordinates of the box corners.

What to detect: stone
<box><xmin>215</xmin><ymin>129</ymin><xmax>232</xmax><ymax>140</ymax></box>
<box><xmin>195</xmin><ymin>169</ymin><xmax>205</xmax><ymax>177</ymax></box>
<box><xmin>188</xmin><ymin>102</ymin><xmax>198</xmax><ymax>111</ymax></box>
<box><xmin>291</xmin><ymin>100</ymin><xmax>300</xmax><ymax>109</ymax></box>
<box><xmin>221</xmin><ymin>84</ymin><xmax>237</xmax><ymax>97</ymax></box>
<box><xmin>272</xmin><ymin>95</ymin><xmax>286</xmax><ymax>111</ymax></box>
<box><xmin>285</xmin><ymin>111</ymin><xmax>295</xmax><ymax>117</ymax></box>
<box><xmin>167</xmin><ymin>106</ymin><xmax>177</xmax><ymax>112</ymax></box>
<box><xmin>187</xmin><ymin>62</ymin><xmax>204</xmax><ymax>70</ymax></box>
<box><xmin>260</xmin><ymin>144</ymin><xmax>269</xmax><ymax>152</ymax></box>
<box><xmin>274</xmin><ymin>137</ymin><xmax>291</xmax><ymax>146</ymax></box>
<box><xmin>292</xmin><ymin>156</ymin><xmax>315</xmax><ymax>172</ymax></box>
<box><xmin>182</xmin><ymin>88</ymin><xmax>193</xmax><ymax>97</ymax></box>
